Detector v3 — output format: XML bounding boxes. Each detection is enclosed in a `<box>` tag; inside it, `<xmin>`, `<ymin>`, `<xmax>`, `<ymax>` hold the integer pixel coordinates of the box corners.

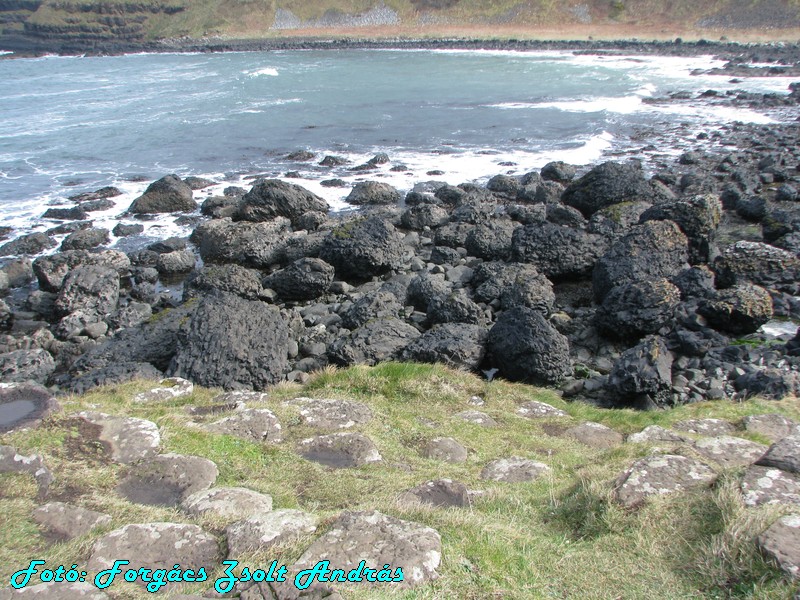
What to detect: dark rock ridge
<box><xmin>2</xmin><ymin>116</ymin><xmax>800</xmax><ymax>409</ymax></box>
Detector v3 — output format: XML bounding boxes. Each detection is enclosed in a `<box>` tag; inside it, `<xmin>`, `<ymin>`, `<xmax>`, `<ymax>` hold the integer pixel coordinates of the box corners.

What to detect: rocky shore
<box><xmin>1</xmin><ymin>76</ymin><xmax>800</xmax><ymax>412</ymax></box>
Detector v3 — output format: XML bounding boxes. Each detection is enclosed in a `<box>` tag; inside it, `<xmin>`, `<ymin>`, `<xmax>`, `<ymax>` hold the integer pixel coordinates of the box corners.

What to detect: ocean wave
<box><xmin>246</xmin><ymin>67</ymin><xmax>279</xmax><ymax>77</ymax></box>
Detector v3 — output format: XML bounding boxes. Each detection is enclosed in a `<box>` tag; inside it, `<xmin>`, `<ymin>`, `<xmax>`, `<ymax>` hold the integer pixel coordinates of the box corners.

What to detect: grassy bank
<box><xmin>1</xmin><ymin>362</ymin><xmax>799</xmax><ymax>598</ymax></box>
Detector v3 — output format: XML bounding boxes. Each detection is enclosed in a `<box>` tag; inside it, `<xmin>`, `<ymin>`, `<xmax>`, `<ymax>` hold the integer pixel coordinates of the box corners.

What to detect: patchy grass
<box><xmin>0</xmin><ymin>362</ymin><xmax>798</xmax><ymax>598</ymax></box>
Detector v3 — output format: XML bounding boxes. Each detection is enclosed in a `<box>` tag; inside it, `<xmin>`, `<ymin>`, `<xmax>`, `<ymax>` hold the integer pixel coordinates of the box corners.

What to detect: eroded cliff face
<box><xmin>1</xmin><ymin>0</ymin><xmax>800</xmax><ymax>54</ymax></box>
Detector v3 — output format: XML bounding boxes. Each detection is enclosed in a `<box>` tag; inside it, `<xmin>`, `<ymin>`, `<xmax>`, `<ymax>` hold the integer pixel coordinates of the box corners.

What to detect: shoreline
<box><xmin>2</xmin><ymin>32</ymin><xmax>800</xmax><ymax>61</ymax></box>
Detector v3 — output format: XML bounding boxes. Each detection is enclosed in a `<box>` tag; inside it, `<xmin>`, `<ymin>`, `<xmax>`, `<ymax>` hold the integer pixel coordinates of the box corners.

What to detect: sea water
<box><xmin>0</xmin><ymin>48</ymin><xmax>795</xmax><ymax>247</ymax></box>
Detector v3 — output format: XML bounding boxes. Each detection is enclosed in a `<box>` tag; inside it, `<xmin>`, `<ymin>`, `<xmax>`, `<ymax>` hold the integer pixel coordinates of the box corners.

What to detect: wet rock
<box><xmin>614</xmin><ymin>454</ymin><xmax>717</xmax><ymax>508</ymax></box>
<box><xmin>320</xmin><ymin>217</ymin><xmax>405</xmax><ymax>282</ymax></box>
<box><xmin>606</xmin><ymin>335</ymin><xmax>674</xmax><ymax>409</ymax></box>
<box><xmin>206</xmin><ymin>408</ymin><xmax>283</xmax><ymax>443</ymax></box>
<box><xmin>0</xmin><ymin>445</ymin><xmax>53</xmax><ymax>498</ymax></box>
<box><xmin>480</xmin><ymin>457</ymin><xmax>550</xmax><ymax>482</ymax></box>
<box><xmin>698</xmin><ymin>284</ymin><xmax>773</xmax><ymax>335</ymax></box>
<box><xmin>32</xmin><ymin>502</ymin><xmax>111</xmax><ymax>540</ymax></box>
<box><xmin>168</xmin><ymin>291</ymin><xmax>289</xmax><ymax>391</ymax></box>
<box><xmin>42</xmin><ymin>206</ymin><xmax>88</xmax><ymax>221</ymax></box>
<box><xmin>60</xmin><ymin>227</ymin><xmax>109</xmax><ymax>251</ymax></box>
<box><xmin>516</xmin><ymin>400</ymin><xmax>568</xmax><ymax>418</ymax></box>
<box><xmin>401</xmin><ymin>322</ymin><xmax>488</xmax><ymax>371</ymax></box>
<box><xmin>564</xmin><ymin>422</ymin><xmax>624</xmax><ymax>449</ymax></box>
<box><xmin>155</xmin><ymin>250</ymin><xmax>196</xmax><ymax>275</ymax></box>
<box><xmin>282</xmin><ymin>398</ymin><xmax>372</xmax><ymax>430</ymax></box>
<box><xmin>0</xmin><ymin>233</ymin><xmax>57</xmax><ymax>257</ymax></box>
<box><xmin>511</xmin><ymin>223</ymin><xmax>608</xmax><ymax>280</ymax></box>
<box><xmin>640</xmin><ymin>194</ymin><xmax>722</xmax><ymax>264</ymax></box>
<box><xmin>226</xmin><ymin>509</ymin><xmax>318</xmax><ymax>556</ymax></box>
<box><xmin>741</xmin><ymin>465</ymin><xmax>800</xmax><ymax>506</ymax></box>
<box><xmin>0</xmin><ymin>383</ymin><xmax>59</xmax><ymax>433</ymax></box>
<box><xmin>487</xmin><ymin>306</ymin><xmax>572</xmax><ymax>385</ymax></box>
<box><xmin>297</xmin><ymin>432</ymin><xmax>381</xmax><ymax>468</ymax></box>
<box><xmin>423</xmin><ymin>437</ymin><xmax>467</xmax><ymax>463</ymax></box>
<box><xmin>87</xmin><ymin>523</ymin><xmax>219</xmax><ymax>579</ymax></box>
<box><xmin>263</xmin><ymin>258</ymin><xmax>334</xmax><ymax>301</ymax></box>
<box><xmin>183</xmin><ymin>176</ymin><xmax>215</xmax><ymax>190</ymax></box>
<box><xmin>181</xmin><ymin>487</ymin><xmax>273</xmax><ymax>520</ymax></box>
<box><xmin>0</xmin><ymin>349</ymin><xmax>55</xmax><ymax>384</ymax></box>
<box><xmin>191</xmin><ymin>217</ymin><xmax>292</xmax><ymax>269</ymax></box>
<box><xmin>346</xmin><ymin>181</ymin><xmax>402</xmax><ymax>206</ymax></box>
<box><xmin>329</xmin><ymin>317</ymin><xmax>420</xmax><ymax>367</ymax></box>
<box><xmin>128</xmin><ymin>175</ymin><xmax>197</xmax><ymax>214</ymax></box>
<box><xmin>756</xmin><ymin>434</ymin><xmax>800</xmax><ymax>474</ymax></box>
<box><xmin>743</xmin><ymin>414</ymin><xmax>799</xmax><ymax>442</ymax></box>
<box><xmin>540</xmin><ymin>161</ymin><xmax>577</xmax><ymax>183</ymax></box>
<box><xmin>116</xmin><ymin>453</ymin><xmax>218</xmax><ymax>507</ymax></box>
<box><xmin>693</xmin><ymin>436</ymin><xmax>769</xmax><ymax>469</ymax></box>
<box><xmin>562</xmin><ymin>161</ymin><xmax>659</xmax><ymax>217</ymax></box>
<box><xmin>758</xmin><ymin>514</ymin><xmax>800</xmax><ymax>579</ymax></box>
<box><xmin>399</xmin><ymin>479</ymin><xmax>470</xmax><ymax>507</ymax></box>
<box><xmin>593</xmin><ymin>221</ymin><xmax>689</xmax><ymax>302</ymax></box>
<box><xmin>76</xmin><ymin>411</ymin><xmax>160</xmax><ymax>464</ymax></box>
<box><xmin>595</xmin><ymin>278</ymin><xmax>681</xmax><ymax>341</ymax></box>
<box><xmin>237</xmin><ymin>179</ymin><xmax>328</xmax><ymax>226</ymax></box>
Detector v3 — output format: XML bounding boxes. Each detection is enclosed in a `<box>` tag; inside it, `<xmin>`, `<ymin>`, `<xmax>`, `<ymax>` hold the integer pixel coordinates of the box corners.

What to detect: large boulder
<box><xmin>606</xmin><ymin>335</ymin><xmax>674</xmax><ymax>409</ymax></box>
<box><xmin>511</xmin><ymin>223</ymin><xmax>608</xmax><ymax>280</ymax></box>
<box><xmin>593</xmin><ymin>221</ymin><xmax>689</xmax><ymax>302</ymax></box>
<box><xmin>60</xmin><ymin>228</ymin><xmax>110</xmax><ymax>251</ymax></box>
<box><xmin>329</xmin><ymin>317</ymin><xmax>421</xmax><ymax>367</ymax></box>
<box><xmin>169</xmin><ymin>291</ymin><xmax>289</xmax><ymax>390</ymax></box>
<box><xmin>128</xmin><ymin>175</ymin><xmax>197</xmax><ymax>214</ymax></box>
<box><xmin>698</xmin><ymin>284</ymin><xmax>773</xmax><ymax>335</ymax></box>
<box><xmin>0</xmin><ymin>349</ymin><xmax>56</xmax><ymax>385</ymax></box>
<box><xmin>183</xmin><ymin>264</ymin><xmax>265</xmax><ymax>301</ymax></box>
<box><xmin>595</xmin><ymin>278</ymin><xmax>681</xmax><ymax>341</ymax></box>
<box><xmin>263</xmin><ymin>257</ymin><xmax>334</xmax><ymax>301</ymax></box>
<box><xmin>319</xmin><ymin>217</ymin><xmax>405</xmax><ymax>281</ymax></box>
<box><xmin>345</xmin><ymin>181</ymin><xmax>402</xmax><ymax>206</ymax></box>
<box><xmin>406</xmin><ymin>273</ymin><xmax>451</xmax><ymax>311</ymax></box>
<box><xmin>464</xmin><ymin>220</ymin><xmax>516</xmax><ymax>261</ymax></box>
<box><xmin>487</xmin><ymin>306</ymin><xmax>572</xmax><ymax>384</ymax></box>
<box><xmin>562</xmin><ymin>161</ymin><xmax>659</xmax><ymax>217</ymax></box>
<box><xmin>236</xmin><ymin>179</ymin><xmax>328</xmax><ymax>226</ymax></box>
<box><xmin>0</xmin><ymin>233</ymin><xmax>57</xmax><ymax>257</ymax></box>
<box><xmin>54</xmin><ymin>265</ymin><xmax>119</xmax><ymax>318</ymax></box>
<box><xmin>472</xmin><ymin>262</ymin><xmax>555</xmax><ymax>314</ymax></box>
<box><xmin>190</xmin><ymin>217</ymin><xmax>292</xmax><ymax>269</ymax></box>
<box><xmin>639</xmin><ymin>194</ymin><xmax>722</xmax><ymax>264</ymax></box>
<box><xmin>400</xmin><ymin>204</ymin><xmax>449</xmax><ymax>230</ymax></box>
<box><xmin>402</xmin><ymin>323</ymin><xmax>488</xmax><ymax>370</ymax></box>
<box><xmin>427</xmin><ymin>291</ymin><xmax>487</xmax><ymax>326</ymax></box>
<box><xmin>32</xmin><ymin>249</ymin><xmax>130</xmax><ymax>293</ymax></box>
<box><xmin>713</xmin><ymin>241</ymin><xmax>800</xmax><ymax>290</ymax></box>
<box><xmin>341</xmin><ymin>290</ymin><xmax>403</xmax><ymax>330</ymax></box>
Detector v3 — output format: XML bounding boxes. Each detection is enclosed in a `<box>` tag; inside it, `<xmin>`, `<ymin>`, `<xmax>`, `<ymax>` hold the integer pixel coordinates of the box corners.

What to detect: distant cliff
<box><xmin>1</xmin><ymin>0</ymin><xmax>800</xmax><ymax>53</ymax></box>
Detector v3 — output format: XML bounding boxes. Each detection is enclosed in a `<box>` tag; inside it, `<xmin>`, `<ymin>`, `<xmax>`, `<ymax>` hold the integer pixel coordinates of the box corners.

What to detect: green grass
<box><xmin>1</xmin><ymin>363</ymin><xmax>798</xmax><ymax>599</ymax></box>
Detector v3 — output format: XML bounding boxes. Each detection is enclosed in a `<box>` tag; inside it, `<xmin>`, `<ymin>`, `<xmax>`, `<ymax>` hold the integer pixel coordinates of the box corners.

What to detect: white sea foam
<box><xmin>247</xmin><ymin>67</ymin><xmax>279</xmax><ymax>77</ymax></box>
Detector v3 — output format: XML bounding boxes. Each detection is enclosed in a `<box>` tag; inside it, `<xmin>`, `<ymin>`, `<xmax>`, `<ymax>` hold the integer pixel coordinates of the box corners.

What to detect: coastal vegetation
<box><xmin>1</xmin><ymin>363</ymin><xmax>798</xmax><ymax>598</ymax></box>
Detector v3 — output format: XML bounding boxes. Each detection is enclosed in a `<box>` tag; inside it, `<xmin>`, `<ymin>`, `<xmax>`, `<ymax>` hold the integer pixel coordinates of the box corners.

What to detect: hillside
<box><xmin>1</xmin><ymin>0</ymin><xmax>800</xmax><ymax>53</ymax></box>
